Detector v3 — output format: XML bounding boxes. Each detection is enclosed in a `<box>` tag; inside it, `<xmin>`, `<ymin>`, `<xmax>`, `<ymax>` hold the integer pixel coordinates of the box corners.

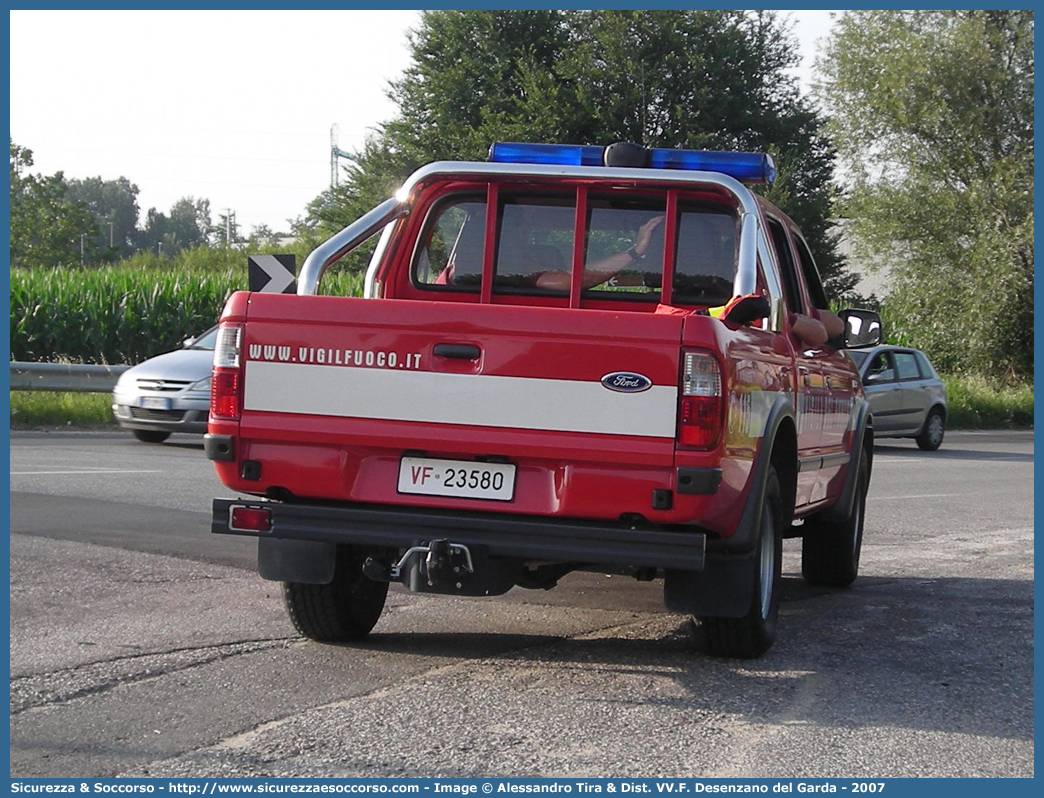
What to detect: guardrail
<box><xmin>9</xmin><ymin>362</ymin><xmax>130</xmax><ymax>393</ymax></box>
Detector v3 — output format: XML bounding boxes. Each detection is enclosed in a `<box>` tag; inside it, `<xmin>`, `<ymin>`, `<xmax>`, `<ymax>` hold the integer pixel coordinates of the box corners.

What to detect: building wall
<box><xmin>833</xmin><ymin>218</ymin><xmax>894</xmax><ymax>300</ymax></box>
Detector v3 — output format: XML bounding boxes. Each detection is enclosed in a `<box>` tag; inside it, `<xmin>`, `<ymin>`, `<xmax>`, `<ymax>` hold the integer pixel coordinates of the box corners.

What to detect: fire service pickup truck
<box><xmin>208</xmin><ymin>142</ymin><xmax>882</xmax><ymax>658</ymax></box>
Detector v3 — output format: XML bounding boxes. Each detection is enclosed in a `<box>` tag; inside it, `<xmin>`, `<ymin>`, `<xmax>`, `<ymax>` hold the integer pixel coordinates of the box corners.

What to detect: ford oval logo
<box><xmin>601</xmin><ymin>372</ymin><xmax>653</xmax><ymax>393</ymax></box>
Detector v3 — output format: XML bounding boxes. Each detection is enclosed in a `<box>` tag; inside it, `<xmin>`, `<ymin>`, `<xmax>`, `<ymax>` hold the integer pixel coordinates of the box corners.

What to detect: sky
<box><xmin>9</xmin><ymin>9</ymin><xmax>840</xmax><ymax>236</ymax></box>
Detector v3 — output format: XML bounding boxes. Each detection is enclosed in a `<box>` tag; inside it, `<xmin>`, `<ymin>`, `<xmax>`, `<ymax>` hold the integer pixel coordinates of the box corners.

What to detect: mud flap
<box><xmin>258</xmin><ymin>538</ymin><xmax>336</xmax><ymax>584</ymax></box>
<box><xmin>663</xmin><ymin>549</ymin><xmax>756</xmax><ymax>618</ymax></box>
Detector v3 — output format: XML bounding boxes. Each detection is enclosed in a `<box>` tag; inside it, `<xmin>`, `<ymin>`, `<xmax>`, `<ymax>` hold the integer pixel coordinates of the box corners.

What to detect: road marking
<box><xmin>870</xmin><ymin>492</ymin><xmax>965</xmax><ymax>500</ymax></box>
<box><xmin>948</xmin><ymin>429</ymin><xmax>1033</xmax><ymax>436</ymax></box>
<box><xmin>874</xmin><ymin>456</ymin><xmax>1030</xmax><ymax>463</ymax></box>
<box><xmin>10</xmin><ymin>469</ymin><xmax>165</xmax><ymax>476</ymax></box>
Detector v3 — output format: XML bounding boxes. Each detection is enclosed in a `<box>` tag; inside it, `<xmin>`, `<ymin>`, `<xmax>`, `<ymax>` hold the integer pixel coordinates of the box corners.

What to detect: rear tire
<box><xmin>695</xmin><ymin>466</ymin><xmax>782</xmax><ymax>659</ymax></box>
<box><xmin>283</xmin><ymin>546</ymin><xmax>389</xmax><ymax>642</ymax></box>
<box><xmin>802</xmin><ymin>448</ymin><xmax>868</xmax><ymax>587</ymax></box>
<box><xmin>132</xmin><ymin>429</ymin><xmax>171</xmax><ymax>443</ymax></box>
<box><xmin>916</xmin><ymin>408</ymin><xmax>945</xmax><ymax>451</ymax></box>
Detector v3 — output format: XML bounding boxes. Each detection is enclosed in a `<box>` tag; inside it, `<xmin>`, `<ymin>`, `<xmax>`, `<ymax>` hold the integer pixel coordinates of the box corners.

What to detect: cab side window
<box><xmin>767</xmin><ymin>217</ymin><xmax>803</xmax><ymax>314</ymax></box>
<box><xmin>793</xmin><ymin>234</ymin><xmax>830</xmax><ymax>311</ymax></box>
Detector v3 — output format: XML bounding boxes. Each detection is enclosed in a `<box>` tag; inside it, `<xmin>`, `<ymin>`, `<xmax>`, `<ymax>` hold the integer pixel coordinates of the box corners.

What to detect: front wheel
<box><xmin>916</xmin><ymin>408</ymin><xmax>945</xmax><ymax>451</ymax></box>
<box><xmin>283</xmin><ymin>546</ymin><xmax>389</xmax><ymax>642</ymax></box>
<box><xmin>695</xmin><ymin>466</ymin><xmax>783</xmax><ymax>659</ymax></box>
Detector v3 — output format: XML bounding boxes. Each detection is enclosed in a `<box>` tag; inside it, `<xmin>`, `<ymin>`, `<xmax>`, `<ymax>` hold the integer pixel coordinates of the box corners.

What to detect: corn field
<box><xmin>10</xmin><ymin>262</ymin><xmax>365</xmax><ymax>365</ymax></box>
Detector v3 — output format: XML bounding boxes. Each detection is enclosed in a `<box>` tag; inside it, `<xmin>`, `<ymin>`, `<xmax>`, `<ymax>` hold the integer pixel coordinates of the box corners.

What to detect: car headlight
<box><xmin>190</xmin><ymin>376</ymin><xmax>212</xmax><ymax>392</ymax></box>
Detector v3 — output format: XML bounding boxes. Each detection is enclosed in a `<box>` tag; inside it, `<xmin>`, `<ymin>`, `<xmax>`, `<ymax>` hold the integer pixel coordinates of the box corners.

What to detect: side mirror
<box><xmin>841</xmin><ymin>309</ymin><xmax>883</xmax><ymax>349</ymax></box>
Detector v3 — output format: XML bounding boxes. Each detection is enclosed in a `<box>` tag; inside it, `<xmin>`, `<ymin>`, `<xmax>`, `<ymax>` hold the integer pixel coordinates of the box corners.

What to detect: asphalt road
<box><xmin>8</xmin><ymin>429</ymin><xmax>1034</xmax><ymax>778</ymax></box>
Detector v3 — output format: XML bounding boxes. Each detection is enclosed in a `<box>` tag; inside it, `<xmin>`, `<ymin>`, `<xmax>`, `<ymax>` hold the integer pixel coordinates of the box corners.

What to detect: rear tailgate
<box><xmin>225</xmin><ymin>294</ymin><xmax>686</xmax><ymax>522</ymax></box>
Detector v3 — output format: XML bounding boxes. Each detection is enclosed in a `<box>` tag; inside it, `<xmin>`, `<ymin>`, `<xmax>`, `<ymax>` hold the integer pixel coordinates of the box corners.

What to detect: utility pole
<box><xmin>108</xmin><ymin>221</ymin><xmax>114</xmax><ymax>248</ymax></box>
<box><xmin>330</xmin><ymin>124</ymin><xmax>357</xmax><ymax>188</ymax></box>
<box><xmin>223</xmin><ymin>208</ymin><xmax>235</xmax><ymax>247</ymax></box>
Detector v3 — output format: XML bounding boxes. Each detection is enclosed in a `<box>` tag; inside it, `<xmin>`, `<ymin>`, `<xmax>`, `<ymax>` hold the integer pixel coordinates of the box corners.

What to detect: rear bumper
<box><xmin>212</xmin><ymin>497</ymin><xmax>706</xmax><ymax>573</ymax></box>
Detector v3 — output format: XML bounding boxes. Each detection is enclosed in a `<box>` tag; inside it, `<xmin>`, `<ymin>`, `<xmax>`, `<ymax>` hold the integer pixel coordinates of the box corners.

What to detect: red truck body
<box><xmin>208</xmin><ymin>144</ymin><xmax>878</xmax><ymax>658</ymax></box>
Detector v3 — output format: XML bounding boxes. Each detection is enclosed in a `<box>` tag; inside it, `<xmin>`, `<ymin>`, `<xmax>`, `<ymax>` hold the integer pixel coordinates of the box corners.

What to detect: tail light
<box><xmin>678</xmin><ymin>351</ymin><xmax>723</xmax><ymax>449</ymax></box>
<box><xmin>229</xmin><ymin>505</ymin><xmax>272</xmax><ymax>532</ymax></box>
<box><xmin>211</xmin><ymin>324</ymin><xmax>244</xmax><ymax>421</ymax></box>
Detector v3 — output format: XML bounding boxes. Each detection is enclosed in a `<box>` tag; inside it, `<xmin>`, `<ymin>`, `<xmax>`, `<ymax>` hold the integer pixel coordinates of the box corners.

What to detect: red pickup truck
<box><xmin>207</xmin><ymin>142</ymin><xmax>881</xmax><ymax>658</ymax></box>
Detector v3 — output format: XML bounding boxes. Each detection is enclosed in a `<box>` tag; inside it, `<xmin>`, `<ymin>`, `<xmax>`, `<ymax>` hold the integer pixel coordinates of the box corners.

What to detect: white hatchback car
<box><xmin>111</xmin><ymin>326</ymin><xmax>216</xmax><ymax>443</ymax></box>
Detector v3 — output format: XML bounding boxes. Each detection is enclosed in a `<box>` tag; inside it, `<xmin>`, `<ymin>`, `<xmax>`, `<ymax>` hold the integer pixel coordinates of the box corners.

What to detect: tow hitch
<box><xmin>364</xmin><ymin>539</ymin><xmax>474</xmax><ymax>586</ymax></box>
<box><xmin>362</xmin><ymin>539</ymin><xmax>521</xmax><ymax>596</ymax></box>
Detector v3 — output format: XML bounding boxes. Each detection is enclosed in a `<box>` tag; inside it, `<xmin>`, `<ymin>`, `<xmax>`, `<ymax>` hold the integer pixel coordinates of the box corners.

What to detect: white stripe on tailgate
<box><xmin>244</xmin><ymin>361</ymin><xmax>678</xmax><ymax>438</ymax></box>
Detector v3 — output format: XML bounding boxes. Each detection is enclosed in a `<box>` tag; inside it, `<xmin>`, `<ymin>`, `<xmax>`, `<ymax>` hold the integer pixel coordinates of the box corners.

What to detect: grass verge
<box><xmin>942</xmin><ymin>375</ymin><xmax>1034</xmax><ymax>430</ymax></box>
<box><xmin>10</xmin><ymin>391</ymin><xmax>116</xmax><ymax>429</ymax></box>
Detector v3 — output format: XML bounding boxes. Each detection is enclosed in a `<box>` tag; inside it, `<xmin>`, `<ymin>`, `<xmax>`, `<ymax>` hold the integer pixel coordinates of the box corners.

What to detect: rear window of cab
<box><xmin>412</xmin><ymin>188</ymin><xmax>740</xmax><ymax>308</ymax></box>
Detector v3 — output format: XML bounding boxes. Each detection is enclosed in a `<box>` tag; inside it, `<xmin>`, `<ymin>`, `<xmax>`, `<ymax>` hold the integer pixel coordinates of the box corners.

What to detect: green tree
<box><xmin>173</xmin><ymin>197</ymin><xmax>213</xmax><ymax>249</ymax></box>
<box><xmin>140</xmin><ymin>197</ymin><xmax>213</xmax><ymax>256</ymax></box>
<box><xmin>384</xmin><ymin>10</ymin><xmax>571</xmax><ymax>162</ymax></box>
<box><xmin>246</xmin><ymin>223</ymin><xmax>282</xmax><ymax>248</ymax></box>
<box><xmin>315</xmin><ymin>10</ymin><xmax>850</xmax><ymax>295</ymax></box>
<box><xmin>10</xmin><ymin>140</ymin><xmax>99</xmax><ymax>268</ymax></box>
<box><xmin>65</xmin><ymin>175</ymin><xmax>141</xmax><ymax>261</ymax></box>
<box><xmin>560</xmin><ymin>10</ymin><xmax>849</xmax><ymax>296</ymax></box>
<box><xmin>818</xmin><ymin>10</ymin><xmax>1034</xmax><ymax>380</ymax></box>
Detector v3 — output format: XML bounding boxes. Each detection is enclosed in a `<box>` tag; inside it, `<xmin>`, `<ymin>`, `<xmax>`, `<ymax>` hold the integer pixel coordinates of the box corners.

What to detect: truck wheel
<box><xmin>801</xmin><ymin>448</ymin><xmax>868</xmax><ymax>587</ymax></box>
<box><xmin>916</xmin><ymin>408</ymin><xmax>945</xmax><ymax>451</ymax></box>
<box><xmin>282</xmin><ymin>546</ymin><xmax>388</xmax><ymax>642</ymax></box>
<box><xmin>696</xmin><ymin>466</ymin><xmax>782</xmax><ymax>659</ymax></box>
<box><xmin>132</xmin><ymin>429</ymin><xmax>170</xmax><ymax>443</ymax></box>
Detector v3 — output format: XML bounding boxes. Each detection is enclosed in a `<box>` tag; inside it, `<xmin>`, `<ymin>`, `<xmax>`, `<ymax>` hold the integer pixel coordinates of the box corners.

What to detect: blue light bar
<box><xmin>648</xmin><ymin>149</ymin><xmax>776</xmax><ymax>184</ymax></box>
<box><xmin>488</xmin><ymin>141</ymin><xmax>776</xmax><ymax>184</ymax></box>
<box><xmin>488</xmin><ymin>142</ymin><xmax>604</xmax><ymax>167</ymax></box>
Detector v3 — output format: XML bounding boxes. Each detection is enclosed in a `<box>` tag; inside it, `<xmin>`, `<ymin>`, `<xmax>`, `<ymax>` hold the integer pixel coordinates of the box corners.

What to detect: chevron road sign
<box><xmin>248</xmin><ymin>254</ymin><xmax>296</xmax><ymax>294</ymax></box>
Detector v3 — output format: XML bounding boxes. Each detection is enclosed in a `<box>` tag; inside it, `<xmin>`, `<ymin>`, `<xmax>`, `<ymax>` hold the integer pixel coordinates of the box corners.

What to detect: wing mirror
<box><xmin>841</xmin><ymin>309</ymin><xmax>883</xmax><ymax>349</ymax></box>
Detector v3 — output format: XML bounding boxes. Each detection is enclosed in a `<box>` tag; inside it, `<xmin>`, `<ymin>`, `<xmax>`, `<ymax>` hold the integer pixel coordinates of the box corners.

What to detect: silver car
<box><xmin>848</xmin><ymin>345</ymin><xmax>948</xmax><ymax>451</ymax></box>
<box><xmin>111</xmin><ymin>326</ymin><xmax>216</xmax><ymax>443</ymax></box>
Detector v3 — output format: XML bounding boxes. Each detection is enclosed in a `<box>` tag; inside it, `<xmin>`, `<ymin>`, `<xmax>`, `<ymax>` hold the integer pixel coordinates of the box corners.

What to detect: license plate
<box><xmin>140</xmin><ymin>397</ymin><xmax>171</xmax><ymax>410</ymax></box>
<box><xmin>398</xmin><ymin>457</ymin><xmax>516</xmax><ymax>502</ymax></box>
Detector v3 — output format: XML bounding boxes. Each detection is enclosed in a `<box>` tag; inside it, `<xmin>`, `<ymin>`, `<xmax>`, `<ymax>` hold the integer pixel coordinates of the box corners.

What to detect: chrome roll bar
<box><xmin>299</xmin><ymin>161</ymin><xmax>767</xmax><ymax>302</ymax></box>
<box><xmin>297</xmin><ymin>197</ymin><xmax>407</xmax><ymax>296</ymax></box>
